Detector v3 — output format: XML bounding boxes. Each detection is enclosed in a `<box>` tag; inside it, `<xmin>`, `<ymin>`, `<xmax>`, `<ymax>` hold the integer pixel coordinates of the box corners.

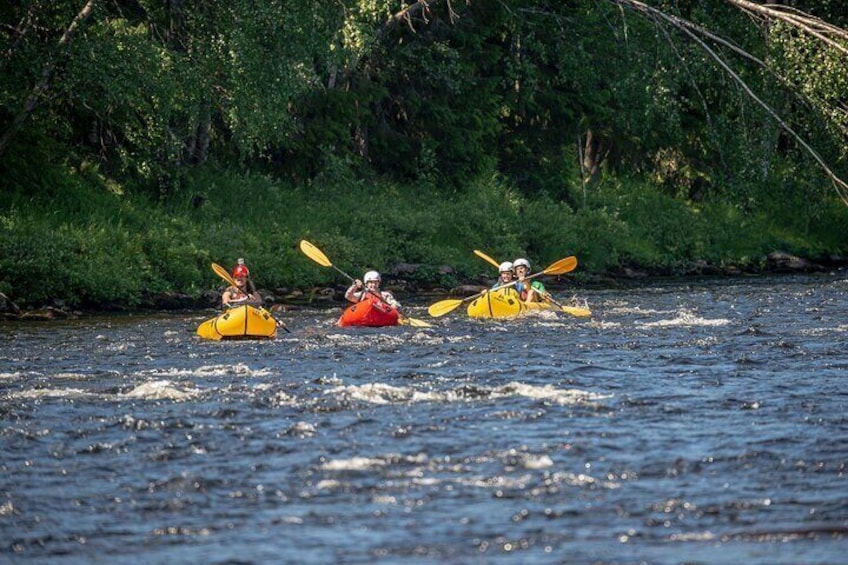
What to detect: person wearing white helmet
<box><xmin>345</xmin><ymin>270</ymin><xmax>400</xmax><ymax>308</ymax></box>
<box><xmin>513</xmin><ymin>257</ymin><xmax>546</xmax><ymax>303</ymax></box>
<box><xmin>491</xmin><ymin>261</ymin><xmax>515</xmax><ymax>289</ymax></box>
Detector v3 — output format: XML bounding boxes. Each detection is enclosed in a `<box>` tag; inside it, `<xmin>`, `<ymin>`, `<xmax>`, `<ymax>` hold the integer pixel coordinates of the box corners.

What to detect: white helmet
<box><xmin>498</xmin><ymin>261</ymin><xmax>514</xmax><ymax>273</ymax></box>
<box><xmin>513</xmin><ymin>258</ymin><xmax>530</xmax><ymax>270</ymax></box>
<box><xmin>363</xmin><ymin>270</ymin><xmax>381</xmax><ymax>283</ymax></box>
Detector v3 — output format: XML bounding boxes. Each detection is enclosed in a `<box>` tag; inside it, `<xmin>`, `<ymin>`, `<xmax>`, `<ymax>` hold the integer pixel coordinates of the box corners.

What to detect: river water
<box><xmin>1</xmin><ymin>275</ymin><xmax>846</xmax><ymax>564</ymax></box>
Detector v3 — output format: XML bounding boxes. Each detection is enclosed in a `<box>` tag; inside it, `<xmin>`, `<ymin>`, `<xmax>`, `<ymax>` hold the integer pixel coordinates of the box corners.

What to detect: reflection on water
<box><xmin>1</xmin><ymin>275</ymin><xmax>847</xmax><ymax>564</ymax></box>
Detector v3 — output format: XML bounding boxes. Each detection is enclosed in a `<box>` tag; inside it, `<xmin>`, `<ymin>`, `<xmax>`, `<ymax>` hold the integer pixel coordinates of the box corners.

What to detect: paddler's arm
<box><xmin>222</xmin><ymin>286</ymin><xmax>238</xmax><ymax>307</ymax></box>
<box><xmin>344</xmin><ymin>279</ymin><xmax>364</xmax><ymax>303</ymax></box>
<box><xmin>526</xmin><ymin>280</ymin><xmax>546</xmax><ymax>303</ymax></box>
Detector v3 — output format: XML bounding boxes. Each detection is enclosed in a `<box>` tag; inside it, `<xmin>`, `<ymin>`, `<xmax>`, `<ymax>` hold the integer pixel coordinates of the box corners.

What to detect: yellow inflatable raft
<box><xmin>197</xmin><ymin>304</ymin><xmax>278</xmax><ymax>340</ymax></box>
<box><xmin>466</xmin><ymin>288</ymin><xmax>590</xmax><ymax>319</ymax></box>
<box><xmin>467</xmin><ymin>288</ymin><xmax>549</xmax><ymax>318</ymax></box>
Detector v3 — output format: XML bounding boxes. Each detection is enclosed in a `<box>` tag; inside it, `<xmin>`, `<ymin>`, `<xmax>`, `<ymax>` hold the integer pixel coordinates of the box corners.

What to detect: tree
<box><xmin>0</xmin><ymin>0</ymin><xmax>98</xmax><ymax>159</ymax></box>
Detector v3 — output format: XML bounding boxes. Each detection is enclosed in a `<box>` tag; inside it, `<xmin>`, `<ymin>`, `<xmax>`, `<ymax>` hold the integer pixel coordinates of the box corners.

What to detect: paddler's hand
<box><xmin>354</xmin><ymin>279</ymin><xmax>363</xmax><ymax>290</ymax></box>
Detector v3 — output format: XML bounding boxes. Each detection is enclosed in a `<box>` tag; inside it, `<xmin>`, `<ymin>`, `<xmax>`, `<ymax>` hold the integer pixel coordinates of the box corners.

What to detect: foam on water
<box><xmin>2</xmin><ymin>276</ymin><xmax>846</xmax><ymax>564</ymax></box>
<box><xmin>638</xmin><ymin>308</ymin><xmax>731</xmax><ymax>327</ymax></box>
<box><xmin>122</xmin><ymin>379</ymin><xmax>200</xmax><ymax>401</ymax></box>
<box><xmin>323</xmin><ymin>380</ymin><xmax>610</xmax><ymax>406</ymax></box>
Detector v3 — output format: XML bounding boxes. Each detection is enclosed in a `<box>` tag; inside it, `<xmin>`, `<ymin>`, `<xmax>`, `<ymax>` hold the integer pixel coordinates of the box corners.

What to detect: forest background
<box><xmin>2</xmin><ymin>0</ymin><xmax>848</xmax><ymax>310</ymax></box>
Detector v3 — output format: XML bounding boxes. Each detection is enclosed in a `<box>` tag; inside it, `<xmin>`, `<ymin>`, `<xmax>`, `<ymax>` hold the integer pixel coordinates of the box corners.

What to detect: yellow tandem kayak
<box><xmin>466</xmin><ymin>288</ymin><xmax>591</xmax><ymax>319</ymax></box>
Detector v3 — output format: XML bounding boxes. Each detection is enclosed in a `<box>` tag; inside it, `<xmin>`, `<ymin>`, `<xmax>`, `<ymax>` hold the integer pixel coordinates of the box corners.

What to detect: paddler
<box><xmin>513</xmin><ymin>258</ymin><xmax>546</xmax><ymax>303</ymax></box>
<box><xmin>222</xmin><ymin>260</ymin><xmax>262</xmax><ymax>307</ymax></box>
<box><xmin>491</xmin><ymin>261</ymin><xmax>515</xmax><ymax>289</ymax></box>
<box><xmin>345</xmin><ymin>270</ymin><xmax>400</xmax><ymax>308</ymax></box>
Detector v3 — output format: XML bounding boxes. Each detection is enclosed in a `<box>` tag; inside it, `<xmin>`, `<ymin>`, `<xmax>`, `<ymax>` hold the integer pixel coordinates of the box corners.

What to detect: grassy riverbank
<box><xmin>2</xmin><ymin>161</ymin><xmax>847</xmax><ymax>310</ymax></box>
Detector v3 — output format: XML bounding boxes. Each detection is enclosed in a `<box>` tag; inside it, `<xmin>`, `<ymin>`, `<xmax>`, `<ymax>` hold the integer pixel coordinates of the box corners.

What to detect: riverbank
<box><xmin>5</xmin><ymin>159</ymin><xmax>848</xmax><ymax>320</ymax></box>
<box><xmin>3</xmin><ymin>250</ymin><xmax>845</xmax><ymax>321</ymax></box>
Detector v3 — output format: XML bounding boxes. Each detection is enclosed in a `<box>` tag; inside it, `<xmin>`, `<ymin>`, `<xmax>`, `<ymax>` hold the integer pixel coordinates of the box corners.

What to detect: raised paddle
<box><xmin>298</xmin><ymin>240</ymin><xmax>433</xmax><ymax>328</ymax></box>
<box><xmin>428</xmin><ymin>256</ymin><xmax>578</xmax><ymax>317</ymax></box>
<box><xmin>473</xmin><ymin>249</ymin><xmax>591</xmax><ymax>318</ymax></box>
<box><xmin>473</xmin><ymin>249</ymin><xmax>501</xmax><ymax>270</ymax></box>
<box><xmin>212</xmin><ymin>262</ymin><xmax>240</xmax><ymax>289</ymax></box>
<box><xmin>211</xmin><ymin>262</ymin><xmax>290</xmax><ymax>332</ymax></box>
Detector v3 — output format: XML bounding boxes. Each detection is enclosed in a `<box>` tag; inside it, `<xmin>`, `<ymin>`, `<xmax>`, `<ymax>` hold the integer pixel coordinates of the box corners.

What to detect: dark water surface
<box><xmin>1</xmin><ymin>276</ymin><xmax>846</xmax><ymax>564</ymax></box>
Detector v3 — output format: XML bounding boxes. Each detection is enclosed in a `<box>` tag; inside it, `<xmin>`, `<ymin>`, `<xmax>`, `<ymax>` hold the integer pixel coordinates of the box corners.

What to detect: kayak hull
<box><xmin>524</xmin><ymin>301</ymin><xmax>558</xmax><ymax>313</ymax></box>
<box><xmin>466</xmin><ymin>288</ymin><xmax>557</xmax><ymax>319</ymax></box>
<box><xmin>197</xmin><ymin>305</ymin><xmax>277</xmax><ymax>340</ymax></box>
<box><xmin>339</xmin><ymin>298</ymin><xmax>400</xmax><ymax>327</ymax></box>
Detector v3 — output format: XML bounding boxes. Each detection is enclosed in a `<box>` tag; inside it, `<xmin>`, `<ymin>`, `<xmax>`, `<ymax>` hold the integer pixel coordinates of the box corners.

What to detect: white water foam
<box><xmin>121</xmin><ymin>379</ymin><xmax>200</xmax><ymax>401</ymax></box>
<box><xmin>8</xmin><ymin>387</ymin><xmax>95</xmax><ymax>399</ymax></box>
<box><xmin>638</xmin><ymin>309</ymin><xmax>730</xmax><ymax>328</ymax></box>
<box><xmin>491</xmin><ymin>381</ymin><xmax>612</xmax><ymax>405</ymax></box>
<box><xmin>137</xmin><ymin>364</ymin><xmax>274</xmax><ymax>379</ymax></box>
<box><xmin>325</xmin><ymin>381</ymin><xmax>611</xmax><ymax>406</ymax></box>
<box><xmin>320</xmin><ymin>453</ymin><xmax>428</xmax><ymax>472</ymax></box>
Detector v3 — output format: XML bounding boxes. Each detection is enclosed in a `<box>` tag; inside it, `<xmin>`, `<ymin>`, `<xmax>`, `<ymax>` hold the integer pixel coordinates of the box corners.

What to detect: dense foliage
<box><xmin>2</xmin><ymin>1</ymin><xmax>848</xmax><ymax>308</ymax></box>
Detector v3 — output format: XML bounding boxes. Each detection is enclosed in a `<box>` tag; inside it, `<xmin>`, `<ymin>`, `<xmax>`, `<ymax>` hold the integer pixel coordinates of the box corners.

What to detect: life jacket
<box><xmin>356</xmin><ymin>289</ymin><xmax>394</xmax><ymax>309</ymax></box>
<box><xmin>366</xmin><ymin>293</ymin><xmax>395</xmax><ymax>313</ymax></box>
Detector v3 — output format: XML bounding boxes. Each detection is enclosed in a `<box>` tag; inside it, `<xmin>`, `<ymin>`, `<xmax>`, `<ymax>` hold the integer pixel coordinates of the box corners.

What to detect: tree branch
<box><xmin>607</xmin><ymin>0</ymin><xmax>848</xmax><ymax>205</ymax></box>
<box><xmin>0</xmin><ymin>0</ymin><xmax>99</xmax><ymax>160</ymax></box>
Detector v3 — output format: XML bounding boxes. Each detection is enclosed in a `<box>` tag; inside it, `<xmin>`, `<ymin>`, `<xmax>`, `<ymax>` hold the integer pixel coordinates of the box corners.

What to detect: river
<box><xmin>1</xmin><ymin>275</ymin><xmax>846</xmax><ymax>564</ymax></box>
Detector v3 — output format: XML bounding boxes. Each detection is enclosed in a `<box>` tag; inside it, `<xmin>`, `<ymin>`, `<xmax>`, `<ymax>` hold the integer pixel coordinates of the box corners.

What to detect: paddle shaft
<box><xmin>542</xmin><ymin>291</ymin><xmax>564</xmax><ymax>307</ymax></box>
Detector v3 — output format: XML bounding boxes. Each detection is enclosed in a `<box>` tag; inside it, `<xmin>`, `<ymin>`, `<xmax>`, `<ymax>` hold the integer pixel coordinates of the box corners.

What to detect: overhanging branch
<box><xmin>608</xmin><ymin>0</ymin><xmax>848</xmax><ymax>205</ymax></box>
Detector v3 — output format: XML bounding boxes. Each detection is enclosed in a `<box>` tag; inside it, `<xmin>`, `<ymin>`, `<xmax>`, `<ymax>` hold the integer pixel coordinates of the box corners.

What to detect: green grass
<box><xmin>2</xmin><ymin>160</ymin><xmax>847</xmax><ymax>308</ymax></box>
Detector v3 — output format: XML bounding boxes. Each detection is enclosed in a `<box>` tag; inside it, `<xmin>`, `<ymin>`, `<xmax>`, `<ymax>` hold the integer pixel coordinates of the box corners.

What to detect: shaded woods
<box><xmin>2</xmin><ymin>1</ymin><xmax>848</xmax><ymax>310</ymax></box>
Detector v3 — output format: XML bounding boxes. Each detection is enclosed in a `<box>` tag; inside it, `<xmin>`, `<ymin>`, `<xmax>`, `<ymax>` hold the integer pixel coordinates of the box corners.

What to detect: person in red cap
<box><xmin>222</xmin><ymin>258</ymin><xmax>262</xmax><ymax>307</ymax></box>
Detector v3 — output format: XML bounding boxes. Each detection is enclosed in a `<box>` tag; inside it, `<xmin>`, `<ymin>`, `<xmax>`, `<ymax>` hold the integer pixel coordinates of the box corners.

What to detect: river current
<box><xmin>1</xmin><ymin>275</ymin><xmax>846</xmax><ymax>564</ymax></box>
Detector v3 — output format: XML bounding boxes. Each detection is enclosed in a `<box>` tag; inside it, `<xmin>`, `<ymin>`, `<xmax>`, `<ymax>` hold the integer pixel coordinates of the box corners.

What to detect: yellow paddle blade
<box><xmin>299</xmin><ymin>240</ymin><xmax>333</xmax><ymax>268</ymax></box>
<box><xmin>473</xmin><ymin>249</ymin><xmax>500</xmax><ymax>269</ymax></box>
<box><xmin>542</xmin><ymin>256</ymin><xmax>577</xmax><ymax>275</ymax></box>
<box><xmin>476</xmin><ymin>252</ymin><xmax>577</xmax><ymax>276</ymax></box>
<box><xmin>212</xmin><ymin>262</ymin><xmax>237</xmax><ymax>287</ymax></box>
<box><xmin>400</xmin><ymin>316</ymin><xmax>434</xmax><ymax>328</ymax></box>
<box><xmin>427</xmin><ymin>299</ymin><xmax>464</xmax><ymax>318</ymax></box>
<box><xmin>541</xmin><ymin>291</ymin><xmax>591</xmax><ymax>318</ymax></box>
<box><xmin>560</xmin><ymin>306</ymin><xmax>592</xmax><ymax>317</ymax></box>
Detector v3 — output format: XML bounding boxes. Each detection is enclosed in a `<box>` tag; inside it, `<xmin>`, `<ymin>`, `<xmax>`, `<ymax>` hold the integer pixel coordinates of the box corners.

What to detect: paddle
<box><xmin>540</xmin><ymin>292</ymin><xmax>592</xmax><ymax>317</ymax></box>
<box><xmin>298</xmin><ymin>240</ymin><xmax>433</xmax><ymax>328</ymax></box>
<box><xmin>473</xmin><ymin>249</ymin><xmax>591</xmax><ymax>318</ymax></box>
<box><xmin>211</xmin><ymin>262</ymin><xmax>290</xmax><ymax>332</ymax></box>
<box><xmin>428</xmin><ymin>256</ymin><xmax>578</xmax><ymax>317</ymax></box>
<box><xmin>473</xmin><ymin>249</ymin><xmax>501</xmax><ymax>270</ymax></box>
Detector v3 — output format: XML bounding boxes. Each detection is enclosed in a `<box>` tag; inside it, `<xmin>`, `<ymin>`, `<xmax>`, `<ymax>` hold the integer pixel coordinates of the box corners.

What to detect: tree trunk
<box><xmin>193</xmin><ymin>98</ymin><xmax>212</xmax><ymax>165</ymax></box>
<box><xmin>0</xmin><ymin>0</ymin><xmax>99</xmax><ymax>160</ymax></box>
<box><xmin>582</xmin><ymin>129</ymin><xmax>606</xmax><ymax>185</ymax></box>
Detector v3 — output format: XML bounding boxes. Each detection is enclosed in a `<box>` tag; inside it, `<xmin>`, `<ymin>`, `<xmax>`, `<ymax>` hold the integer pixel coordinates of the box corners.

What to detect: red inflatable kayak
<box><xmin>338</xmin><ymin>296</ymin><xmax>400</xmax><ymax>327</ymax></box>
